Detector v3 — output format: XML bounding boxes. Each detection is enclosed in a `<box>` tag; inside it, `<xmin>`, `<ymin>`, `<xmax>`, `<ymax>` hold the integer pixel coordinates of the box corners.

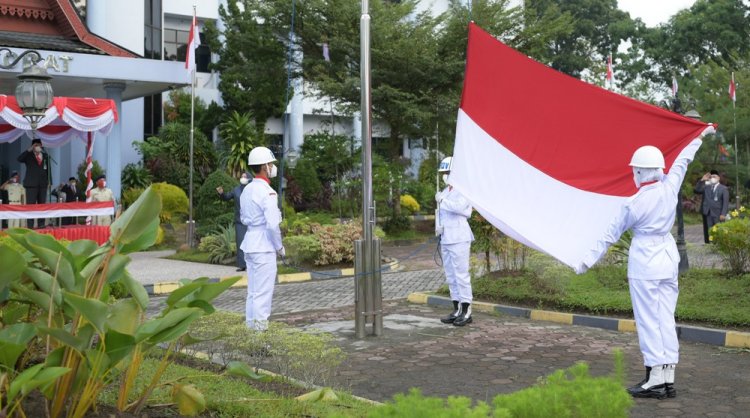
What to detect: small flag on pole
<box><xmin>719</xmin><ymin>144</ymin><xmax>730</xmax><ymax>157</ymax></box>
<box><xmin>185</xmin><ymin>13</ymin><xmax>200</xmax><ymax>73</ymax></box>
<box><xmin>729</xmin><ymin>72</ymin><xmax>736</xmax><ymax>104</ymax></box>
<box><xmin>322</xmin><ymin>43</ymin><xmax>330</xmax><ymax>62</ymax></box>
<box><xmin>672</xmin><ymin>76</ymin><xmax>678</xmax><ymax>98</ymax></box>
<box><xmin>605</xmin><ymin>54</ymin><xmax>614</xmax><ymax>88</ymax></box>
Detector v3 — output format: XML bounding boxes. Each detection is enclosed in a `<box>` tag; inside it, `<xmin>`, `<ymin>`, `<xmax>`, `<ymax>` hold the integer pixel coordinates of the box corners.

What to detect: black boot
<box><xmin>440</xmin><ymin>301</ymin><xmax>460</xmax><ymax>324</ymax></box>
<box><xmin>627</xmin><ymin>365</ymin><xmax>667</xmax><ymax>399</ymax></box>
<box><xmin>453</xmin><ymin>302</ymin><xmax>472</xmax><ymax>326</ymax></box>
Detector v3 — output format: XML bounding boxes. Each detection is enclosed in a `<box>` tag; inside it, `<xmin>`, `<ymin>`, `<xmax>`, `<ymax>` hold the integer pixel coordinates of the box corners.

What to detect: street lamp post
<box><xmin>1</xmin><ymin>49</ymin><xmax>54</xmax><ymax>131</ymax></box>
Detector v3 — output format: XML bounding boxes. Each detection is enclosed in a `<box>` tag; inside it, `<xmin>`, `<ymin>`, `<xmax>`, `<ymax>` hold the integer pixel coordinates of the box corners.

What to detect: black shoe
<box><xmin>453</xmin><ymin>302</ymin><xmax>472</xmax><ymax>327</ymax></box>
<box><xmin>627</xmin><ymin>366</ymin><xmax>651</xmax><ymax>392</ymax></box>
<box><xmin>237</xmin><ymin>267</ymin><xmax>246</xmax><ymax>272</ymax></box>
<box><xmin>440</xmin><ymin>301</ymin><xmax>460</xmax><ymax>324</ymax></box>
<box><xmin>627</xmin><ymin>383</ymin><xmax>667</xmax><ymax>399</ymax></box>
<box><xmin>665</xmin><ymin>383</ymin><xmax>676</xmax><ymax>398</ymax></box>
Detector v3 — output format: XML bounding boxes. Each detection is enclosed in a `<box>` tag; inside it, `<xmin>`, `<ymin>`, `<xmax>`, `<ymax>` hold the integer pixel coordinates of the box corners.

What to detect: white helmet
<box><xmin>248</xmin><ymin>146</ymin><xmax>277</xmax><ymax>165</ymax></box>
<box><xmin>629</xmin><ymin>145</ymin><xmax>664</xmax><ymax>169</ymax></box>
<box><xmin>438</xmin><ymin>156</ymin><xmax>453</xmax><ymax>173</ymax></box>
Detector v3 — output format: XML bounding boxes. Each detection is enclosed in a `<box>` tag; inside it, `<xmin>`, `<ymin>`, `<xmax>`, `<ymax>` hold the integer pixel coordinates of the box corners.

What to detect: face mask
<box><xmin>632</xmin><ymin>168</ymin><xmax>641</xmax><ymax>188</ymax></box>
<box><xmin>442</xmin><ymin>174</ymin><xmax>449</xmax><ymax>184</ymax></box>
<box><xmin>33</xmin><ymin>146</ymin><xmax>42</xmax><ymax>153</ymax></box>
<box><xmin>710</xmin><ymin>177</ymin><xmax>719</xmax><ymax>185</ymax></box>
<box><xmin>10</xmin><ymin>178</ymin><xmax>18</xmax><ymax>183</ymax></box>
<box><xmin>267</xmin><ymin>164</ymin><xmax>278</xmax><ymax>179</ymax></box>
<box><xmin>240</xmin><ymin>177</ymin><xmax>249</xmax><ymax>185</ymax></box>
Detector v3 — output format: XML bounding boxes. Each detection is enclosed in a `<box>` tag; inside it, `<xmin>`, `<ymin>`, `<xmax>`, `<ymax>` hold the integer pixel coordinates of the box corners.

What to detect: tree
<box><xmin>203</xmin><ymin>3</ymin><xmax>289</xmax><ymax>137</ymax></box>
<box><xmin>163</xmin><ymin>89</ymin><xmax>222</xmax><ymax>140</ymax></box>
<box><xmin>219</xmin><ymin>111</ymin><xmax>261</xmax><ymax>177</ymax></box>
<box><xmin>524</xmin><ymin>0</ymin><xmax>637</xmax><ymax>78</ymax></box>
<box><xmin>640</xmin><ymin>0</ymin><xmax>750</xmax><ymax>83</ymax></box>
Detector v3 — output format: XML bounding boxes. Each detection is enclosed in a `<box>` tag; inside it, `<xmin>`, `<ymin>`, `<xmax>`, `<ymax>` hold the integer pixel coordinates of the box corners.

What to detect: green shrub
<box><xmin>383</xmin><ymin>215</ymin><xmax>412</xmax><ymax>235</ymax></box>
<box><xmin>188</xmin><ymin>312</ymin><xmax>345</xmax><ymax>387</ymax></box>
<box><xmin>121</xmin><ymin>187</ymin><xmax>144</xmax><ymax>209</ymax></box>
<box><xmin>122</xmin><ymin>162</ymin><xmax>152</xmax><ymax>189</ymax></box>
<box><xmin>283</xmin><ymin>235</ymin><xmax>323</xmax><ymax>265</ymax></box>
<box><xmin>196</xmin><ymin>170</ymin><xmax>237</xmax><ymax>226</ymax></box>
<box><xmin>290</xmin><ymin>158</ymin><xmax>323</xmax><ymax>210</ymax></box>
<box><xmin>76</xmin><ymin>159</ymin><xmax>104</xmax><ymax>188</ymax></box>
<box><xmin>400</xmin><ymin>194</ymin><xmax>420</xmax><ymax>214</ymax></box>
<box><xmin>197</xmin><ymin>224</ymin><xmax>236</xmax><ymax>264</ymax></box>
<box><xmin>370</xmin><ymin>352</ymin><xmax>632</xmax><ymax>418</ymax></box>
<box><xmin>151</xmin><ymin>182</ymin><xmax>189</xmax><ymax>223</ymax></box>
<box><xmin>710</xmin><ymin>206</ymin><xmax>750</xmax><ymax>274</ymax></box>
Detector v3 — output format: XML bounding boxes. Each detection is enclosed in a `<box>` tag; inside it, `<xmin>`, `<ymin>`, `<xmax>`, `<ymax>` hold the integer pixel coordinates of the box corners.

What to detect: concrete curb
<box><xmin>407</xmin><ymin>292</ymin><xmax>750</xmax><ymax>349</ymax></box>
<box><xmin>144</xmin><ymin>259</ymin><xmax>400</xmax><ymax>296</ymax></box>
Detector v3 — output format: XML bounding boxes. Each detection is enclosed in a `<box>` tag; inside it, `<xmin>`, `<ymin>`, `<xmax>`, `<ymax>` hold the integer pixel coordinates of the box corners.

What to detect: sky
<box><xmin>617</xmin><ymin>0</ymin><xmax>697</xmax><ymax>27</ymax></box>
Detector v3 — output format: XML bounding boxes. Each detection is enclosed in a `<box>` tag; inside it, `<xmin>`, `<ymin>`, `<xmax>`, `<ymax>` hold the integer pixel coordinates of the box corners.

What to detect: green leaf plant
<box><xmin>0</xmin><ymin>186</ymin><xmax>243</xmax><ymax>417</ymax></box>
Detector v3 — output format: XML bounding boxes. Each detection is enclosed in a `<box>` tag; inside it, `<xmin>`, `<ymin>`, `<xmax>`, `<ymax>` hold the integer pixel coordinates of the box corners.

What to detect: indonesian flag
<box><xmin>605</xmin><ymin>54</ymin><xmax>614</xmax><ymax>88</ymax></box>
<box><xmin>185</xmin><ymin>13</ymin><xmax>200</xmax><ymax>73</ymax></box>
<box><xmin>729</xmin><ymin>72</ymin><xmax>736</xmax><ymax>105</ymax></box>
<box><xmin>451</xmin><ymin>23</ymin><xmax>715</xmax><ymax>271</ymax></box>
<box><xmin>672</xmin><ymin>76</ymin><xmax>678</xmax><ymax>98</ymax></box>
<box><xmin>0</xmin><ymin>201</ymin><xmax>115</xmax><ymax>220</ymax></box>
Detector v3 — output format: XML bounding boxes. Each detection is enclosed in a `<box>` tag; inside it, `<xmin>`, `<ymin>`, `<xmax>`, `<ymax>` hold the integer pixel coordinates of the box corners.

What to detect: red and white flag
<box><xmin>672</xmin><ymin>76</ymin><xmax>678</xmax><ymax>98</ymax></box>
<box><xmin>185</xmin><ymin>12</ymin><xmax>200</xmax><ymax>73</ymax></box>
<box><xmin>729</xmin><ymin>72</ymin><xmax>736</xmax><ymax>105</ymax></box>
<box><xmin>451</xmin><ymin>24</ymin><xmax>715</xmax><ymax>271</ymax></box>
<box><xmin>605</xmin><ymin>54</ymin><xmax>614</xmax><ymax>87</ymax></box>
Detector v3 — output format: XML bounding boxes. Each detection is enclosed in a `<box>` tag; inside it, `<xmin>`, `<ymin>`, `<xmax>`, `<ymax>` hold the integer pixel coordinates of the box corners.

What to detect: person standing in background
<box><xmin>694</xmin><ymin>169</ymin><xmax>729</xmax><ymax>240</ymax></box>
<box><xmin>217</xmin><ymin>172</ymin><xmax>252</xmax><ymax>271</ymax></box>
<box><xmin>0</xmin><ymin>171</ymin><xmax>26</xmax><ymax>229</ymax></box>
<box><xmin>89</xmin><ymin>175</ymin><xmax>115</xmax><ymax>226</ymax></box>
<box><xmin>62</xmin><ymin>177</ymin><xmax>84</xmax><ymax>225</ymax></box>
<box><xmin>17</xmin><ymin>138</ymin><xmax>50</xmax><ymax>228</ymax></box>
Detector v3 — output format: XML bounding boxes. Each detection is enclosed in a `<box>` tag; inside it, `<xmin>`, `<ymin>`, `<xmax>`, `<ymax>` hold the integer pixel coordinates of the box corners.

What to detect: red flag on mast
<box><xmin>185</xmin><ymin>13</ymin><xmax>200</xmax><ymax>73</ymax></box>
<box><xmin>729</xmin><ymin>72</ymin><xmax>736</xmax><ymax>104</ymax></box>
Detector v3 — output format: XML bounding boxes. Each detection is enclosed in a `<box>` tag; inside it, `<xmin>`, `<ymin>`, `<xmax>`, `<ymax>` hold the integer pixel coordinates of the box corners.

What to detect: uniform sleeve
<box><xmin>17</xmin><ymin>151</ymin><xmax>30</xmax><ymax>163</ymax></box>
<box><xmin>578</xmin><ymin>203</ymin><xmax>634</xmax><ymax>274</ymax></box>
<box><xmin>239</xmin><ymin>187</ymin><xmax>253</xmax><ymax>226</ymax></box>
<box><xmin>441</xmin><ymin>191</ymin><xmax>472</xmax><ymax>218</ymax></box>
<box><xmin>665</xmin><ymin>139</ymin><xmax>703</xmax><ymax>194</ymax></box>
<box><xmin>694</xmin><ymin>179</ymin><xmax>705</xmax><ymax>195</ymax></box>
<box><xmin>263</xmin><ymin>192</ymin><xmax>283</xmax><ymax>251</ymax></box>
<box><xmin>219</xmin><ymin>191</ymin><xmax>234</xmax><ymax>201</ymax></box>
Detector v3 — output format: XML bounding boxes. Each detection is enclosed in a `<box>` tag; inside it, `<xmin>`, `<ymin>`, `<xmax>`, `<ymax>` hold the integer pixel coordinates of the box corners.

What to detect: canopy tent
<box><xmin>0</xmin><ymin>95</ymin><xmax>118</xmax><ymax>146</ymax></box>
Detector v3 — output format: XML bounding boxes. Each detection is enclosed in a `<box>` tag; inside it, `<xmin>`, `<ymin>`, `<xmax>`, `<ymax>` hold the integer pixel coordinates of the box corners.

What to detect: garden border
<box><xmin>144</xmin><ymin>259</ymin><xmax>401</xmax><ymax>295</ymax></box>
<box><xmin>407</xmin><ymin>292</ymin><xmax>750</xmax><ymax>349</ymax></box>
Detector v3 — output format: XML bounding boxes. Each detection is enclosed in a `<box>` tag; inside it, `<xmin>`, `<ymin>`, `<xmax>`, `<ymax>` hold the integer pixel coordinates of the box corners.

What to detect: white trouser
<box><xmin>629</xmin><ymin>276</ymin><xmax>679</xmax><ymax>367</ymax></box>
<box><xmin>245</xmin><ymin>251</ymin><xmax>277</xmax><ymax>331</ymax></box>
<box><xmin>441</xmin><ymin>241</ymin><xmax>472</xmax><ymax>303</ymax></box>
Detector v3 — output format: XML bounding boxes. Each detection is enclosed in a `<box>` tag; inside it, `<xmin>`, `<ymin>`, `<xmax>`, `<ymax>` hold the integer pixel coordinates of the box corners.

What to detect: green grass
<box><xmin>683</xmin><ymin>211</ymin><xmax>704</xmax><ymax>225</ymax></box>
<box><xmin>166</xmin><ymin>249</ymin><xmax>215</xmax><ymax>264</ymax></box>
<box><xmin>462</xmin><ymin>263</ymin><xmax>750</xmax><ymax>329</ymax></box>
<box><xmin>98</xmin><ymin>357</ymin><xmax>373</xmax><ymax>417</ymax></box>
<box><xmin>383</xmin><ymin>229</ymin><xmax>433</xmax><ymax>241</ymax></box>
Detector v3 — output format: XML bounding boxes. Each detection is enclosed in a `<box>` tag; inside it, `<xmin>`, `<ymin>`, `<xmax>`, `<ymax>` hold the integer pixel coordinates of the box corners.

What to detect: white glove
<box><xmin>435</xmin><ymin>226</ymin><xmax>444</xmax><ymax>237</ymax></box>
<box><xmin>435</xmin><ymin>192</ymin><xmax>443</xmax><ymax>204</ymax></box>
<box><xmin>277</xmin><ymin>247</ymin><xmax>286</xmax><ymax>258</ymax></box>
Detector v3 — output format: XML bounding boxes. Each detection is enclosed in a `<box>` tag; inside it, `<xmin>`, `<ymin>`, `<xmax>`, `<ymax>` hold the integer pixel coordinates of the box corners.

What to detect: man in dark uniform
<box><xmin>217</xmin><ymin>172</ymin><xmax>251</xmax><ymax>271</ymax></box>
<box><xmin>17</xmin><ymin>138</ymin><xmax>50</xmax><ymax>228</ymax></box>
<box><xmin>60</xmin><ymin>177</ymin><xmax>85</xmax><ymax>225</ymax></box>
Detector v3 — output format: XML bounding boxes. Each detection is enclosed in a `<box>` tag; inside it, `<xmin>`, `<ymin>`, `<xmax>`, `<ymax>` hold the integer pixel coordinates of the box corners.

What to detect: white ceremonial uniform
<box><xmin>438</xmin><ymin>186</ymin><xmax>474</xmax><ymax>304</ymax></box>
<box><xmin>1</xmin><ymin>182</ymin><xmax>26</xmax><ymax>228</ymax></box>
<box><xmin>239</xmin><ymin>176</ymin><xmax>282</xmax><ymax>331</ymax></box>
<box><xmin>582</xmin><ymin>139</ymin><xmax>702</xmax><ymax>368</ymax></box>
<box><xmin>89</xmin><ymin>187</ymin><xmax>115</xmax><ymax>226</ymax></box>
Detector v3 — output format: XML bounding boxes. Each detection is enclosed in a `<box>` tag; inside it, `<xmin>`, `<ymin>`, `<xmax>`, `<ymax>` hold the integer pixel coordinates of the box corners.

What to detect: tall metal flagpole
<box><xmin>188</xmin><ymin>5</ymin><xmax>196</xmax><ymax>248</ymax></box>
<box><xmin>354</xmin><ymin>0</ymin><xmax>382</xmax><ymax>338</ymax></box>
<box><xmin>732</xmin><ymin>72</ymin><xmax>740</xmax><ymax>207</ymax></box>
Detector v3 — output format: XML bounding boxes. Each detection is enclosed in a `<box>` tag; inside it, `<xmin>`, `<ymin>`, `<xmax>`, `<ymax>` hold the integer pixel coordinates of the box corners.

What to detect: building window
<box><xmin>144</xmin><ymin>0</ymin><xmax>162</xmax><ymax>60</ymax></box>
<box><xmin>164</xmin><ymin>29</ymin><xmax>211</xmax><ymax>72</ymax></box>
<box><xmin>144</xmin><ymin>93</ymin><xmax>162</xmax><ymax>139</ymax></box>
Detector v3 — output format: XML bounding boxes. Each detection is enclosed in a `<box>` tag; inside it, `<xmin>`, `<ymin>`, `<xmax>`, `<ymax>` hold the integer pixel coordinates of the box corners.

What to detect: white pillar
<box><xmin>104</xmin><ymin>83</ymin><xmax>126</xmax><ymax>200</ymax></box>
<box><xmin>402</xmin><ymin>138</ymin><xmax>411</xmax><ymax>159</ymax></box>
<box><xmin>352</xmin><ymin>112</ymin><xmax>362</xmax><ymax>151</ymax></box>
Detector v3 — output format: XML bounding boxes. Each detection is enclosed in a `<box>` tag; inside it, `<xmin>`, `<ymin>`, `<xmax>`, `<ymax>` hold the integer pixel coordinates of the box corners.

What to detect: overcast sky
<box><xmin>617</xmin><ymin>0</ymin><xmax>696</xmax><ymax>27</ymax></box>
